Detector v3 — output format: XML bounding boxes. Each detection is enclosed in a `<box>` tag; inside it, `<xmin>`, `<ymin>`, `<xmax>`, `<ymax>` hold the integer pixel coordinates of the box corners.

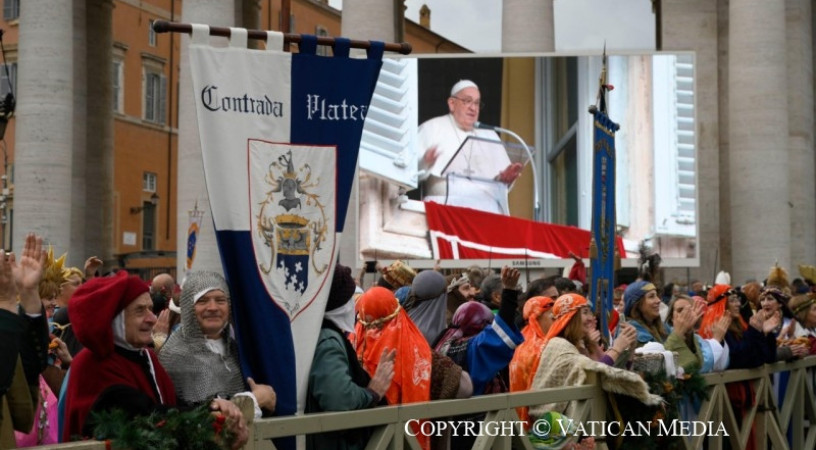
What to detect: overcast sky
<box><xmin>328</xmin><ymin>0</ymin><xmax>655</xmax><ymax>53</ymax></box>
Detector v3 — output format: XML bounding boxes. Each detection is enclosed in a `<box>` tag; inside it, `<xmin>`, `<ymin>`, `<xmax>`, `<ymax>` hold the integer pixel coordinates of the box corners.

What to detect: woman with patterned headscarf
<box><xmin>354</xmin><ymin>287</ymin><xmax>432</xmax><ymax>449</ymax></box>
<box><xmin>508</xmin><ymin>296</ymin><xmax>554</xmax><ymax>427</ymax></box>
<box><xmin>759</xmin><ymin>287</ymin><xmax>809</xmax><ymax>360</ymax></box>
<box><xmin>528</xmin><ymin>294</ymin><xmax>662</xmax><ymax>426</ymax></box>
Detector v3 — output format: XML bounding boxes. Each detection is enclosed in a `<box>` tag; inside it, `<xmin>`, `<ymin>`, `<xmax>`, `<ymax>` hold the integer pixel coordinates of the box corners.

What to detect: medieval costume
<box><xmin>355</xmin><ymin>287</ymin><xmax>431</xmax><ymax>450</ymax></box>
<box><xmin>529</xmin><ymin>294</ymin><xmax>662</xmax><ymax>421</ymax></box>
<box><xmin>434</xmin><ymin>298</ymin><xmax>522</xmax><ymax>395</ymax></box>
<box><xmin>403</xmin><ymin>269</ymin><xmax>448</xmax><ymax>345</ymax></box>
<box><xmin>509</xmin><ymin>296</ymin><xmax>555</xmax><ymax>426</ymax></box>
<box><xmin>158</xmin><ymin>271</ymin><xmax>252</xmax><ymax>413</ymax></box>
<box><xmin>62</xmin><ymin>272</ymin><xmax>176</xmax><ymax>441</ymax></box>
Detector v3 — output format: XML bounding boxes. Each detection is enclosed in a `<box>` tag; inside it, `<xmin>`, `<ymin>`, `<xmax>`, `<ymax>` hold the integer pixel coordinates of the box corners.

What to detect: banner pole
<box><xmin>153</xmin><ymin>20</ymin><xmax>413</xmax><ymax>55</ymax></box>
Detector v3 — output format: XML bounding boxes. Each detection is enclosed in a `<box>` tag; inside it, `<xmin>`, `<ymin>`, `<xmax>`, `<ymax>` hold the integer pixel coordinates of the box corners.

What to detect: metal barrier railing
<box><xmin>28</xmin><ymin>356</ymin><xmax>816</xmax><ymax>450</ymax></box>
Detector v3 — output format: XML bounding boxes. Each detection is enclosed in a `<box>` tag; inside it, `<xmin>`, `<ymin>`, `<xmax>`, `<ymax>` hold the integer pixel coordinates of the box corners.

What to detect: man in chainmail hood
<box><xmin>158</xmin><ymin>271</ymin><xmax>276</xmax><ymax>418</ymax></box>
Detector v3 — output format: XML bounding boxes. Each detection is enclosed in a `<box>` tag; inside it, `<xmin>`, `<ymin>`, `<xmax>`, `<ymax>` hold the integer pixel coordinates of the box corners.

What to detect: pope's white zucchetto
<box><xmin>450</xmin><ymin>79</ymin><xmax>478</xmax><ymax>96</ymax></box>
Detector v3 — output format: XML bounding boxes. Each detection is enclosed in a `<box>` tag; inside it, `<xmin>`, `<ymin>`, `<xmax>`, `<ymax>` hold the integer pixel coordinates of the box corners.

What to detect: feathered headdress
<box><xmin>39</xmin><ymin>246</ymin><xmax>68</xmax><ymax>299</ymax></box>
<box><xmin>767</xmin><ymin>261</ymin><xmax>790</xmax><ymax>294</ymax></box>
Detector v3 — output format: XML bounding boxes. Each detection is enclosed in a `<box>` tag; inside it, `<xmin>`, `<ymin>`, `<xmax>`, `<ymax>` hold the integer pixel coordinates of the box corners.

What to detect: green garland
<box><xmin>87</xmin><ymin>404</ymin><xmax>234</xmax><ymax>450</ymax></box>
<box><xmin>612</xmin><ymin>364</ymin><xmax>709</xmax><ymax>450</ymax></box>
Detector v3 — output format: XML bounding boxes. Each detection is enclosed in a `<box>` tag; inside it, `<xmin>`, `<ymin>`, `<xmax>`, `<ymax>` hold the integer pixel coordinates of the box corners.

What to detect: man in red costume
<box><xmin>62</xmin><ymin>272</ymin><xmax>245</xmax><ymax>443</ymax></box>
<box><xmin>61</xmin><ymin>271</ymin><xmax>176</xmax><ymax>440</ymax></box>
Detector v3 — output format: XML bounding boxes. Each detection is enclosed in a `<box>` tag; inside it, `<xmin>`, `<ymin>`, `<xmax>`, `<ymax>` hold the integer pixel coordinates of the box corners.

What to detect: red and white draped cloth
<box><xmin>424</xmin><ymin>202</ymin><xmax>625</xmax><ymax>260</ymax></box>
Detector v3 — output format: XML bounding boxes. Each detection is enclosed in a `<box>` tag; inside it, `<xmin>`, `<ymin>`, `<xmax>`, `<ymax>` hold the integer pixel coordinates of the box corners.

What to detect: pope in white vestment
<box><xmin>417</xmin><ymin>80</ymin><xmax>522</xmax><ymax>215</ymax></box>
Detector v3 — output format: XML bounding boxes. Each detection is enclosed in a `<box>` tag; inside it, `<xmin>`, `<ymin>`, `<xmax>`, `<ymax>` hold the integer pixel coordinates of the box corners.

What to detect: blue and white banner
<box><xmin>588</xmin><ymin>110</ymin><xmax>619</xmax><ymax>341</ymax></box>
<box><xmin>188</xmin><ymin>25</ymin><xmax>383</xmax><ymax>425</ymax></box>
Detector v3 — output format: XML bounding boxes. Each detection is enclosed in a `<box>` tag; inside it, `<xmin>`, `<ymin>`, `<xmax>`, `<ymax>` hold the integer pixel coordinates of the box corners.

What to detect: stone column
<box><xmin>787</xmin><ymin>0</ymin><xmax>815</xmax><ymax>268</ymax></box>
<box><xmin>69</xmin><ymin>0</ymin><xmax>87</xmax><ymax>266</ymax></box>
<box><xmin>14</xmin><ymin>1</ymin><xmax>74</xmax><ymax>252</ymax></box>
<box><xmin>660</xmin><ymin>1</ymin><xmax>720</xmax><ymax>283</ymax></box>
<box><xmin>729</xmin><ymin>0</ymin><xmax>790</xmax><ymax>282</ymax></box>
<box><xmin>176</xmin><ymin>0</ymin><xmax>239</xmax><ymax>275</ymax></box>
<box><xmin>84</xmin><ymin>0</ymin><xmax>114</xmax><ymax>267</ymax></box>
<box><xmin>502</xmin><ymin>0</ymin><xmax>554</xmax><ymax>52</ymax></box>
<box><xmin>341</xmin><ymin>0</ymin><xmax>398</xmax><ymax>271</ymax></box>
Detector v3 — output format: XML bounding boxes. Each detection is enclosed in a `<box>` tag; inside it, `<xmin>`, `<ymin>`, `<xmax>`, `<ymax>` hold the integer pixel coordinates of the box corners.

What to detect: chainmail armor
<box><xmin>158</xmin><ymin>271</ymin><xmax>246</xmax><ymax>404</ymax></box>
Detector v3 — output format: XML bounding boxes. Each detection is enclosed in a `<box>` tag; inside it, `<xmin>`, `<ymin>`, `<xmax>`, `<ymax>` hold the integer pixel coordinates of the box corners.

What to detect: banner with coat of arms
<box><xmin>188</xmin><ymin>25</ymin><xmax>383</xmax><ymax>424</ymax></box>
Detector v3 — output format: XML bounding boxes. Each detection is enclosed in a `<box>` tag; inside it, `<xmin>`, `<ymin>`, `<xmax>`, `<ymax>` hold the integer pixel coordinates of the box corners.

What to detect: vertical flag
<box><xmin>187</xmin><ymin>24</ymin><xmax>383</xmax><ymax>432</ymax></box>
<box><xmin>588</xmin><ymin>52</ymin><xmax>620</xmax><ymax>341</ymax></box>
<box><xmin>186</xmin><ymin>201</ymin><xmax>204</xmax><ymax>270</ymax></box>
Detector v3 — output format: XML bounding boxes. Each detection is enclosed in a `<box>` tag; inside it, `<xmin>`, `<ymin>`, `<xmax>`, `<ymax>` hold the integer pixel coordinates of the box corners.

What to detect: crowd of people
<box><xmin>2</xmin><ymin>232</ymin><xmax>816</xmax><ymax>449</ymax></box>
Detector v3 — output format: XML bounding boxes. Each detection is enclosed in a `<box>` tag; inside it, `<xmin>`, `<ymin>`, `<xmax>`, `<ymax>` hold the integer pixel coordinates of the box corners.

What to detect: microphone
<box><xmin>473</xmin><ymin>121</ymin><xmax>498</xmax><ymax>131</ymax></box>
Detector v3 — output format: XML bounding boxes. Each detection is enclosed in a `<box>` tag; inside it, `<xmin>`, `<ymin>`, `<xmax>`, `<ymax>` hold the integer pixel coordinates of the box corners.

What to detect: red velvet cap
<box><xmin>68</xmin><ymin>271</ymin><xmax>150</xmax><ymax>357</ymax></box>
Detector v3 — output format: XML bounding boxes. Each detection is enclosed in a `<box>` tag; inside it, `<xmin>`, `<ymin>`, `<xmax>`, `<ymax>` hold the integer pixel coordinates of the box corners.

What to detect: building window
<box><xmin>143</xmin><ymin>69</ymin><xmax>166</xmax><ymax>124</ymax></box>
<box><xmin>143</xmin><ymin>172</ymin><xmax>157</xmax><ymax>192</ymax></box>
<box><xmin>142</xmin><ymin>203</ymin><xmax>156</xmax><ymax>250</ymax></box>
<box><xmin>112</xmin><ymin>60</ymin><xmax>124</xmax><ymax>113</ymax></box>
<box><xmin>0</xmin><ymin>62</ymin><xmax>16</xmax><ymax>98</ymax></box>
<box><xmin>148</xmin><ymin>19</ymin><xmax>157</xmax><ymax>47</ymax></box>
<box><xmin>3</xmin><ymin>0</ymin><xmax>19</xmax><ymax>21</ymax></box>
<box><xmin>315</xmin><ymin>26</ymin><xmax>330</xmax><ymax>56</ymax></box>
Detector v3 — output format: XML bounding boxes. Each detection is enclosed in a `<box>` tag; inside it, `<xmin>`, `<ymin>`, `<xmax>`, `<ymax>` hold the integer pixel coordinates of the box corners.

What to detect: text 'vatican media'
<box><xmin>403</xmin><ymin>418</ymin><xmax>728</xmax><ymax>438</ymax></box>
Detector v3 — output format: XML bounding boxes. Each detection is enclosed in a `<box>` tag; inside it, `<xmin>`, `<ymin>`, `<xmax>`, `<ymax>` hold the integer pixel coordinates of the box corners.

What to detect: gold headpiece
<box><xmin>39</xmin><ymin>247</ymin><xmax>68</xmax><ymax>299</ymax></box>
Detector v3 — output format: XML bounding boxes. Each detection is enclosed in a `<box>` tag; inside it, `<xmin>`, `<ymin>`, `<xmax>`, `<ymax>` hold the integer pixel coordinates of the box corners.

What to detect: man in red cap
<box><xmin>62</xmin><ymin>271</ymin><xmax>246</xmax><ymax>445</ymax></box>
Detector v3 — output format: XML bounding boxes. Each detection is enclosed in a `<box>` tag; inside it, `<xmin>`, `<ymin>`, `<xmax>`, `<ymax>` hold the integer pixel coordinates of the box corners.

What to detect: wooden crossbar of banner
<box><xmin>152</xmin><ymin>20</ymin><xmax>413</xmax><ymax>55</ymax></box>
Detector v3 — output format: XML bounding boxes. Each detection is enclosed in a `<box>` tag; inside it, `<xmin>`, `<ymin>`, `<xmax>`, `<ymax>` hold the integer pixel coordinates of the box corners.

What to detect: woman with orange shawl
<box><xmin>528</xmin><ymin>294</ymin><xmax>659</xmax><ymax>418</ymax></box>
<box><xmin>508</xmin><ymin>296</ymin><xmax>554</xmax><ymax>426</ymax></box>
<box><xmin>355</xmin><ymin>287</ymin><xmax>432</xmax><ymax>449</ymax></box>
<box><xmin>699</xmin><ymin>284</ymin><xmax>779</xmax><ymax>450</ymax></box>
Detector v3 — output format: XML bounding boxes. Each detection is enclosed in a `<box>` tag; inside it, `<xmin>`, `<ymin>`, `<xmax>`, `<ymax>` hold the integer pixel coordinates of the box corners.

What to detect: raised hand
<box><xmin>13</xmin><ymin>233</ymin><xmax>45</xmax><ymax>294</ymax></box>
<box><xmin>84</xmin><ymin>256</ymin><xmax>103</xmax><ymax>279</ymax></box>
<box><xmin>587</xmin><ymin>328</ymin><xmax>601</xmax><ymax>345</ymax></box>
<box><xmin>422</xmin><ymin>146</ymin><xmax>439</xmax><ymax>169</ymax></box>
<box><xmin>614</xmin><ymin>322</ymin><xmax>638</xmax><ymax>352</ymax></box>
<box><xmin>500</xmin><ymin>266</ymin><xmax>521</xmax><ymax>290</ymax></box>
<box><xmin>780</xmin><ymin>318</ymin><xmax>796</xmax><ymax>339</ymax></box>
<box><xmin>710</xmin><ymin>315</ymin><xmax>732</xmax><ymax>343</ymax></box>
<box><xmin>367</xmin><ymin>348</ymin><xmax>396</xmax><ymax>399</ymax></box>
<box><xmin>763</xmin><ymin>311</ymin><xmax>782</xmax><ymax>335</ymax></box>
<box><xmin>154</xmin><ymin>309</ymin><xmax>171</xmax><ymax>336</ymax></box>
<box><xmin>12</xmin><ymin>233</ymin><xmax>46</xmax><ymax>314</ymax></box>
<box><xmin>749</xmin><ymin>310</ymin><xmax>765</xmax><ymax>332</ymax></box>
<box><xmin>673</xmin><ymin>302</ymin><xmax>704</xmax><ymax>337</ymax></box>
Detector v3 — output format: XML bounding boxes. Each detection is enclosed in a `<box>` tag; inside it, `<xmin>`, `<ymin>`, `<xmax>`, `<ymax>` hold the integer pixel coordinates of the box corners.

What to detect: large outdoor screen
<box><xmin>357</xmin><ymin>53</ymin><xmax>698</xmax><ymax>270</ymax></box>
